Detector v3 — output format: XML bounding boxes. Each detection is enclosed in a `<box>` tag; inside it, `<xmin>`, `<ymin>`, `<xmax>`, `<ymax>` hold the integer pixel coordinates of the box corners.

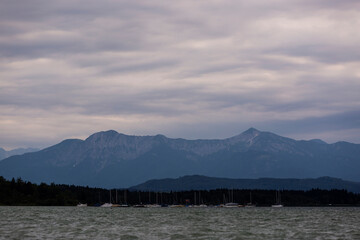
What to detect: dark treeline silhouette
<box><xmin>1</xmin><ymin>176</ymin><xmax>360</xmax><ymax>206</ymax></box>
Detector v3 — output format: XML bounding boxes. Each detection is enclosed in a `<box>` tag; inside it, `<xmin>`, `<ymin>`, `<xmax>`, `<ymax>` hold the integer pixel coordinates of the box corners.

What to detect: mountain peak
<box><xmin>226</xmin><ymin>127</ymin><xmax>261</xmax><ymax>144</ymax></box>
<box><xmin>243</xmin><ymin>127</ymin><xmax>261</xmax><ymax>135</ymax></box>
<box><xmin>310</xmin><ymin>139</ymin><xmax>327</xmax><ymax>144</ymax></box>
<box><xmin>98</xmin><ymin>130</ymin><xmax>119</xmax><ymax>136</ymax></box>
<box><xmin>86</xmin><ymin>130</ymin><xmax>119</xmax><ymax>140</ymax></box>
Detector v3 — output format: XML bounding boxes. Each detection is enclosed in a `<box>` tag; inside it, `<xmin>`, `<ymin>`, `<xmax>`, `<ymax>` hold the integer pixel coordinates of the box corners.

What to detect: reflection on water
<box><xmin>0</xmin><ymin>206</ymin><xmax>359</xmax><ymax>240</ymax></box>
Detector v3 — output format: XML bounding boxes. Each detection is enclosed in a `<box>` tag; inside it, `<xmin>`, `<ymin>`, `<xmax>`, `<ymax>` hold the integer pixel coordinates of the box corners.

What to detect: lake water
<box><xmin>0</xmin><ymin>206</ymin><xmax>359</xmax><ymax>239</ymax></box>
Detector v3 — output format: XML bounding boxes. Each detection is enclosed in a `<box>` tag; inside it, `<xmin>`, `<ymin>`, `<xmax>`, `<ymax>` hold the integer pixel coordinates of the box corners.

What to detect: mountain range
<box><xmin>0</xmin><ymin>147</ymin><xmax>39</xmax><ymax>161</ymax></box>
<box><xmin>0</xmin><ymin>128</ymin><xmax>359</xmax><ymax>188</ymax></box>
<box><xmin>130</xmin><ymin>175</ymin><xmax>360</xmax><ymax>193</ymax></box>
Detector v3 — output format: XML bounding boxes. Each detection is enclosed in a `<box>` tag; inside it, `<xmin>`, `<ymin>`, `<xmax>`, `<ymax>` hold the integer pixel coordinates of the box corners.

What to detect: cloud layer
<box><xmin>1</xmin><ymin>0</ymin><xmax>360</xmax><ymax>149</ymax></box>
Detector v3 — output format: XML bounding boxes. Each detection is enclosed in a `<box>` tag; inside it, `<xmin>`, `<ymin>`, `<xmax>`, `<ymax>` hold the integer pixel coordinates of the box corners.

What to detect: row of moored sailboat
<box><xmin>77</xmin><ymin>190</ymin><xmax>283</xmax><ymax>208</ymax></box>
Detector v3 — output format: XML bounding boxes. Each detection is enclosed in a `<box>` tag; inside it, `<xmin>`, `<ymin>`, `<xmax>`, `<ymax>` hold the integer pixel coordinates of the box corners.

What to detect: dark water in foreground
<box><xmin>0</xmin><ymin>206</ymin><xmax>359</xmax><ymax>239</ymax></box>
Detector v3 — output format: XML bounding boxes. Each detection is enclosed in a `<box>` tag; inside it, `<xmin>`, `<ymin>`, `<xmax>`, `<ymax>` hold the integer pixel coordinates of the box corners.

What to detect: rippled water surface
<box><xmin>0</xmin><ymin>206</ymin><xmax>359</xmax><ymax>239</ymax></box>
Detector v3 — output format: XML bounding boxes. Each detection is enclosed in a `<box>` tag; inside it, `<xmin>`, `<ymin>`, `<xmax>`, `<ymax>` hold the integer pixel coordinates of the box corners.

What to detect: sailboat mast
<box><xmin>279</xmin><ymin>190</ymin><xmax>281</xmax><ymax>204</ymax></box>
<box><xmin>275</xmin><ymin>190</ymin><xmax>281</xmax><ymax>204</ymax></box>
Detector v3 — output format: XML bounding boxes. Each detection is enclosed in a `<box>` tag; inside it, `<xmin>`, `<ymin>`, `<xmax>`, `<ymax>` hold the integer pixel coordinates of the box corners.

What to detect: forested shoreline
<box><xmin>1</xmin><ymin>176</ymin><xmax>359</xmax><ymax>206</ymax></box>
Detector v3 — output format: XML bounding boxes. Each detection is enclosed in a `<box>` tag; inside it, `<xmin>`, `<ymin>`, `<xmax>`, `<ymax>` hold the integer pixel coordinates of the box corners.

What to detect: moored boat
<box><xmin>245</xmin><ymin>192</ymin><xmax>256</xmax><ymax>207</ymax></box>
<box><xmin>77</xmin><ymin>203</ymin><xmax>87</xmax><ymax>207</ymax></box>
<box><xmin>101</xmin><ymin>190</ymin><xmax>113</xmax><ymax>207</ymax></box>
<box><xmin>224</xmin><ymin>202</ymin><xmax>239</xmax><ymax>208</ymax></box>
<box><xmin>133</xmin><ymin>204</ymin><xmax>146</xmax><ymax>208</ymax></box>
<box><xmin>170</xmin><ymin>204</ymin><xmax>185</xmax><ymax>208</ymax></box>
<box><xmin>145</xmin><ymin>204</ymin><xmax>161</xmax><ymax>208</ymax></box>
<box><xmin>100</xmin><ymin>203</ymin><xmax>113</xmax><ymax>208</ymax></box>
<box><xmin>272</xmin><ymin>190</ymin><xmax>283</xmax><ymax>207</ymax></box>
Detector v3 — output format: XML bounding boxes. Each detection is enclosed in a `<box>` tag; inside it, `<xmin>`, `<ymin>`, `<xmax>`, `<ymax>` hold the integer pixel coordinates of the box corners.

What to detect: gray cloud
<box><xmin>1</xmin><ymin>0</ymin><xmax>360</xmax><ymax>149</ymax></box>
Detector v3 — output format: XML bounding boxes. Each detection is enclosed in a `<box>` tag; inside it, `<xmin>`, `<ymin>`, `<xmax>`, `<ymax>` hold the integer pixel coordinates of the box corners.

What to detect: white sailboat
<box><xmin>224</xmin><ymin>189</ymin><xmax>239</xmax><ymax>208</ymax></box>
<box><xmin>101</xmin><ymin>190</ymin><xmax>113</xmax><ymax>207</ymax></box>
<box><xmin>119</xmin><ymin>190</ymin><xmax>130</xmax><ymax>207</ymax></box>
<box><xmin>224</xmin><ymin>202</ymin><xmax>239</xmax><ymax>208</ymax></box>
<box><xmin>77</xmin><ymin>203</ymin><xmax>87</xmax><ymax>207</ymax></box>
<box><xmin>272</xmin><ymin>190</ymin><xmax>283</xmax><ymax>208</ymax></box>
<box><xmin>145</xmin><ymin>192</ymin><xmax>161</xmax><ymax>207</ymax></box>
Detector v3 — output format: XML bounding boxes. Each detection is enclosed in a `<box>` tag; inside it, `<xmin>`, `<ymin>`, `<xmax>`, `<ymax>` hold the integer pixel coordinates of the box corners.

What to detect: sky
<box><xmin>1</xmin><ymin>0</ymin><xmax>360</xmax><ymax>150</ymax></box>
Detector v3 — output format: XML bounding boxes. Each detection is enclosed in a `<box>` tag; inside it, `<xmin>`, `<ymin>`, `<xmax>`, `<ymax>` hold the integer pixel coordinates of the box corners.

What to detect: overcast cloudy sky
<box><xmin>1</xmin><ymin>0</ymin><xmax>360</xmax><ymax>149</ymax></box>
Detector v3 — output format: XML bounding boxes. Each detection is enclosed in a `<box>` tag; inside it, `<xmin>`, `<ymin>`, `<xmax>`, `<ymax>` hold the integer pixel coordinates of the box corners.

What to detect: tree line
<box><xmin>1</xmin><ymin>176</ymin><xmax>359</xmax><ymax>206</ymax></box>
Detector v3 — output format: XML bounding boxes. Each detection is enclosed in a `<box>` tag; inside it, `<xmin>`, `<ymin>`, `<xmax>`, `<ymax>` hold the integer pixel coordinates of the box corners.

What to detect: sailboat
<box><xmin>101</xmin><ymin>190</ymin><xmax>113</xmax><ymax>207</ymax></box>
<box><xmin>77</xmin><ymin>203</ymin><xmax>87</xmax><ymax>207</ymax></box>
<box><xmin>192</xmin><ymin>191</ymin><xmax>207</xmax><ymax>207</ymax></box>
<box><xmin>119</xmin><ymin>190</ymin><xmax>130</xmax><ymax>207</ymax></box>
<box><xmin>133</xmin><ymin>192</ymin><xmax>146</xmax><ymax>207</ymax></box>
<box><xmin>245</xmin><ymin>192</ymin><xmax>256</xmax><ymax>207</ymax></box>
<box><xmin>145</xmin><ymin>192</ymin><xmax>161</xmax><ymax>208</ymax></box>
<box><xmin>224</xmin><ymin>189</ymin><xmax>239</xmax><ymax>208</ymax></box>
<box><xmin>111</xmin><ymin>189</ymin><xmax>121</xmax><ymax>207</ymax></box>
<box><xmin>272</xmin><ymin>190</ymin><xmax>283</xmax><ymax>208</ymax></box>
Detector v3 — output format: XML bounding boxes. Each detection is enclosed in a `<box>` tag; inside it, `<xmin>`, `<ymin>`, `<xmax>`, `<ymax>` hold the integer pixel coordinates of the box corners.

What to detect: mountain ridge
<box><xmin>0</xmin><ymin>128</ymin><xmax>359</xmax><ymax>188</ymax></box>
<box><xmin>0</xmin><ymin>147</ymin><xmax>40</xmax><ymax>161</ymax></box>
<box><xmin>129</xmin><ymin>175</ymin><xmax>360</xmax><ymax>193</ymax></box>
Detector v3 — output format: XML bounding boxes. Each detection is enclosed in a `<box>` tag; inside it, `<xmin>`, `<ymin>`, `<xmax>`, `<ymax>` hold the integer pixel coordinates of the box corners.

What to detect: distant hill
<box><xmin>130</xmin><ymin>175</ymin><xmax>360</xmax><ymax>193</ymax></box>
<box><xmin>0</xmin><ymin>128</ymin><xmax>359</xmax><ymax>188</ymax></box>
<box><xmin>0</xmin><ymin>147</ymin><xmax>39</xmax><ymax>161</ymax></box>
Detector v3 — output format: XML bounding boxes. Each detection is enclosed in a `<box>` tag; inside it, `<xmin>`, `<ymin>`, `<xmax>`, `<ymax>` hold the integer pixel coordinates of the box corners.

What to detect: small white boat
<box><xmin>77</xmin><ymin>203</ymin><xmax>87</xmax><ymax>207</ymax></box>
<box><xmin>100</xmin><ymin>203</ymin><xmax>113</xmax><ymax>208</ymax></box>
<box><xmin>224</xmin><ymin>202</ymin><xmax>239</xmax><ymax>208</ymax></box>
<box><xmin>271</xmin><ymin>204</ymin><xmax>283</xmax><ymax>208</ymax></box>
<box><xmin>101</xmin><ymin>190</ymin><xmax>113</xmax><ymax>207</ymax></box>
<box><xmin>119</xmin><ymin>204</ymin><xmax>130</xmax><ymax>207</ymax></box>
<box><xmin>133</xmin><ymin>204</ymin><xmax>146</xmax><ymax>208</ymax></box>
